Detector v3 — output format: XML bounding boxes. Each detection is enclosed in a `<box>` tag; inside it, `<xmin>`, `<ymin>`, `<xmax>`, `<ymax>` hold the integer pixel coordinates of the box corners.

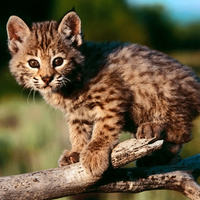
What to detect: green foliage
<box><xmin>174</xmin><ymin>23</ymin><xmax>200</xmax><ymax>49</ymax></box>
<box><xmin>0</xmin><ymin>97</ymin><xmax>69</xmax><ymax>175</ymax></box>
<box><xmin>50</xmin><ymin>0</ymin><xmax>147</xmax><ymax>44</ymax></box>
<box><xmin>50</xmin><ymin>0</ymin><xmax>200</xmax><ymax>51</ymax></box>
<box><xmin>133</xmin><ymin>5</ymin><xmax>177</xmax><ymax>51</ymax></box>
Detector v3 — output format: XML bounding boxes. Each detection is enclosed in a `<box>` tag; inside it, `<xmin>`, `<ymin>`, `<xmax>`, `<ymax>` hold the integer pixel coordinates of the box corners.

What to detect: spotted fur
<box><xmin>6</xmin><ymin>11</ymin><xmax>200</xmax><ymax>176</ymax></box>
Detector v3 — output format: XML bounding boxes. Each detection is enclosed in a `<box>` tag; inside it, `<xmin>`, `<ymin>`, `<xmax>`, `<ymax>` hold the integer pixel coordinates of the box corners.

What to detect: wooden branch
<box><xmin>0</xmin><ymin>138</ymin><xmax>162</xmax><ymax>199</ymax></box>
<box><xmin>111</xmin><ymin>137</ymin><xmax>162</xmax><ymax>168</ymax></box>
<box><xmin>0</xmin><ymin>138</ymin><xmax>199</xmax><ymax>200</ymax></box>
<box><xmin>92</xmin><ymin>154</ymin><xmax>200</xmax><ymax>200</ymax></box>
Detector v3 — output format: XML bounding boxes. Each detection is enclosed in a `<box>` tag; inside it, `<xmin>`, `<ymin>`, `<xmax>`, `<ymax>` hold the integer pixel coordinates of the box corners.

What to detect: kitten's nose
<box><xmin>42</xmin><ymin>76</ymin><xmax>54</xmax><ymax>85</ymax></box>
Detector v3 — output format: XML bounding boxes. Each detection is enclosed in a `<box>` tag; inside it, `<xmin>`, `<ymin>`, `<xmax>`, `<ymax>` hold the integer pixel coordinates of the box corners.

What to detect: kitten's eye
<box><xmin>53</xmin><ymin>57</ymin><xmax>64</xmax><ymax>68</ymax></box>
<box><xmin>28</xmin><ymin>59</ymin><xmax>40</xmax><ymax>68</ymax></box>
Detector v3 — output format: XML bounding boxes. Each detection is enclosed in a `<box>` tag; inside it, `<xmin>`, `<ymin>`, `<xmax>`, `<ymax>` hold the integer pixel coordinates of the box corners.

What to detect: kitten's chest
<box><xmin>65</xmin><ymin>98</ymin><xmax>97</xmax><ymax>129</ymax></box>
<box><xmin>67</xmin><ymin>97</ymin><xmax>96</xmax><ymax>120</ymax></box>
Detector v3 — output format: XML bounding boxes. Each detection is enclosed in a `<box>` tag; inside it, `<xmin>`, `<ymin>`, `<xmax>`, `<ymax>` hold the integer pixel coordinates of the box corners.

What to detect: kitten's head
<box><xmin>6</xmin><ymin>11</ymin><xmax>84</xmax><ymax>95</ymax></box>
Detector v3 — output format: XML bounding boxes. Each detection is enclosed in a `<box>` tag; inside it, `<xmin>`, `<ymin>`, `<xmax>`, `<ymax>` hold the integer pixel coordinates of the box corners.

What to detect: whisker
<box><xmin>21</xmin><ymin>87</ymin><xmax>26</xmax><ymax>98</ymax></box>
<box><xmin>64</xmin><ymin>77</ymin><xmax>71</xmax><ymax>83</ymax></box>
<box><xmin>32</xmin><ymin>90</ymin><xmax>36</xmax><ymax>105</ymax></box>
<box><xmin>27</xmin><ymin>89</ymin><xmax>34</xmax><ymax>104</ymax></box>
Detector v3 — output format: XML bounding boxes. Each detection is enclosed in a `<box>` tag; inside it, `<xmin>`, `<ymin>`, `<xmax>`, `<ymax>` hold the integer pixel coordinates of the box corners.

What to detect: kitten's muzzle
<box><xmin>42</xmin><ymin>75</ymin><xmax>54</xmax><ymax>85</ymax></box>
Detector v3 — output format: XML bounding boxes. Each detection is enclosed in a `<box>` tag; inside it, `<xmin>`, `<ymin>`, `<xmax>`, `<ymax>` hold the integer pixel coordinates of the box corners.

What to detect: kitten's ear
<box><xmin>58</xmin><ymin>11</ymin><xmax>82</xmax><ymax>46</ymax></box>
<box><xmin>6</xmin><ymin>16</ymin><xmax>30</xmax><ymax>54</ymax></box>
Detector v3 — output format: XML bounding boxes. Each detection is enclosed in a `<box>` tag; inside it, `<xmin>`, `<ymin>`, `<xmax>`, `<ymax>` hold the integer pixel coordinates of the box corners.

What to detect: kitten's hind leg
<box><xmin>136</xmin><ymin>121</ymin><xmax>166</xmax><ymax>140</ymax></box>
<box><xmin>136</xmin><ymin>142</ymin><xmax>182</xmax><ymax>167</ymax></box>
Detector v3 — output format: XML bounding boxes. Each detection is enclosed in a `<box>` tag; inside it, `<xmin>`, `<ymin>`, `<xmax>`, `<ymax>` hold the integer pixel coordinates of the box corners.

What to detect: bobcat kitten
<box><xmin>6</xmin><ymin>11</ymin><xmax>200</xmax><ymax>176</ymax></box>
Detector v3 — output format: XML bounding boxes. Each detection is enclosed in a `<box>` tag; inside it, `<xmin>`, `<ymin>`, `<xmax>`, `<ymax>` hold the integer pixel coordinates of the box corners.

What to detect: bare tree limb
<box><xmin>111</xmin><ymin>137</ymin><xmax>163</xmax><ymax>168</ymax></box>
<box><xmin>92</xmin><ymin>154</ymin><xmax>200</xmax><ymax>200</ymax></box>
<box><xmin>0</xmin><ymin>138</ymin><xmax>199</xmax><ymax>200</ymax></box>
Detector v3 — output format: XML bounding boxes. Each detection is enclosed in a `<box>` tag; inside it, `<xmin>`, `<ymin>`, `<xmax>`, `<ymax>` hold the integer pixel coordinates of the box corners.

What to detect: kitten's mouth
<box><xmin>35</xmin><ymin>84</ymin><xmax>53</xmax><ymax>93</ymax></box>
<box><xmin>43</xmin><ymin>85</ymin><xmax>52</xmax><ymax>89</ymax></box>
<box><xmin>40</xmin><ymin>84</ymin><xmax>62</xmax><ymax>93</ymax></box>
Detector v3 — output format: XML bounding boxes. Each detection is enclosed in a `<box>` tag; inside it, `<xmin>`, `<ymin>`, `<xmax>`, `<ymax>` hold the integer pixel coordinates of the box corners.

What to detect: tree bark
<box><xmin>93</xmin><ymin>154</ymin><xmax>200</xmax><ymax>200</ymax></box>
<box><xmin>0</xmin><ymin>138</ymin><xmax>199</xmax><ymax>200</ymax></box>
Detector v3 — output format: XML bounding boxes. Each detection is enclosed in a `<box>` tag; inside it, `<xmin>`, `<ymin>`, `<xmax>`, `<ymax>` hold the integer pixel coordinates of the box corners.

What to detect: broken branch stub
<box><xmin>111</xmin><ymin>138</ymin><xmax>164</xmax><ymax>168</ymax></box>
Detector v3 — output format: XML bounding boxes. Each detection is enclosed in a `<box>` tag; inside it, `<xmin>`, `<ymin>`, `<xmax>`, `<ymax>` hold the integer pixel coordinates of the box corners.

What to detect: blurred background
<box><xmin>0</xmin><ymin>0</ymin><xmax>200</xmax><ymax>199</ymax></box>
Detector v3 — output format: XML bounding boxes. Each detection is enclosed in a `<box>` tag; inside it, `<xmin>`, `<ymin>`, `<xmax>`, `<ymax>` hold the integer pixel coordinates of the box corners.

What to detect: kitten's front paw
<box><xmin>136</xmin><ymin>122</ymin><xmax>165</xmax><ymax>140</ymax></box>
<box><xmin>58</xmin><ymin>150</ymin><xmax>80</xmax><ymax>166</ymax></box>
<box><xmin>80</xmin><ymin>144</ymin><xmax>110</xmax><ymax>177</ymax></box>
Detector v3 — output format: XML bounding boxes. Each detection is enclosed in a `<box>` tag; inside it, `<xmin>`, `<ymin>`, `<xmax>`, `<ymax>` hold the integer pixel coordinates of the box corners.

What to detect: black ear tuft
<box><xmin>70</xmin><ymin>7</ymin><xmax>76</xmax><ymax>12</ymax></box>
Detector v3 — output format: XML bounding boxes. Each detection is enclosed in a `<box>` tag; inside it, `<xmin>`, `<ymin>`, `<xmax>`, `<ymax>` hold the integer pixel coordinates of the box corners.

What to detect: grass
<box><xmin>0</xmin><ymin>96</ymin><xmax>70</xmax><ymax>175</ymax></box>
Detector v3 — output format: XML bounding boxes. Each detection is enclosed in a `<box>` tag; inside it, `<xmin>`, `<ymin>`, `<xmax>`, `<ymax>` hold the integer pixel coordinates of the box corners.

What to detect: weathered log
<box><xmin>92</xmin><ymin>154</ymin><xmax>200</xmax><ymax>200</ymax></box>
<box><xmin>0</xmin><ymin>138</ymin><xmax>162</xmax><ymax>199</ymax></box>
<box><xmin>0</xmin><ymin>138</ymin><xmax>199</xmax><ymax>200</ymax></box>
